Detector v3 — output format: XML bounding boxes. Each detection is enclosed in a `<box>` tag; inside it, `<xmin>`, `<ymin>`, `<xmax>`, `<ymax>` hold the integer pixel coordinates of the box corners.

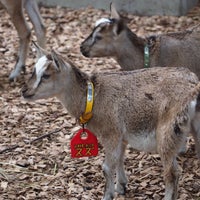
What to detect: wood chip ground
<box><xmin>0</xmin><ymin>3</ymin><xmax>200</xmax><ymax>200</ymax></box>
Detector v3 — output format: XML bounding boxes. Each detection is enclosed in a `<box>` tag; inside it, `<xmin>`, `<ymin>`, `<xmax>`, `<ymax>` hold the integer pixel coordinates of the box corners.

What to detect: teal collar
<box><xmin>144</xmin><ymin>44</ymin><xmax>150</xmax><ymax>68</ymax></box>
<box><xmin>144</xmin><ymin>35</ymin><xmax>156</xmax><ymax>68</ymax></box>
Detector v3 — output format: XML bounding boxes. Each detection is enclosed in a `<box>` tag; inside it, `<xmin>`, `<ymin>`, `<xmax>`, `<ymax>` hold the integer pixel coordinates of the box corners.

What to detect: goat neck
<box><xmin>57</xmin><ymin>65</ymin><xmax>90</xmax><ymax>120</ymax></box>
<box><xmin>115</xmin><ymin>29</ymin><xmax>146</xmax><ymax>70</ymax></box>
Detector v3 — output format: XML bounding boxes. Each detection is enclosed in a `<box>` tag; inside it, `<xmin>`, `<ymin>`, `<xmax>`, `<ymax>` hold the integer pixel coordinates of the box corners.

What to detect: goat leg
<box><xmin>102</xmin><ymin>138</ymin><xmax>124</xmax><ymax>200</ymax></box>
<box><xmin>157</xmin><ymin>126</ymin><xmax>182</xmax><ymax>200</ymax></box>
<box><xmin>191</xmin><ymin>112</ymin><xmax>200</xmax><ymax>159</ymax></box>
<box><xmin>162</xmin><ymin>159</ymin><xmax>179</xmax><ymax>200</ymax></box>
<box><xmin>3</xmin><ymin>0</ymin><xmax>31</xmax><ymax>81</ymax></box>
<box><xmin>102</xmin><ymin>162</ymin><xmax>115</xmax><ymax>200</ymax></box>
<box><xmin>24</xmin><ymin>0</ymin><xmax>46</xmax><ymax>49</ymax></box>
<box><xmin>115</xmin><ymin>140</ymin><xmax>128</xmax><ymax>195</ymax></box>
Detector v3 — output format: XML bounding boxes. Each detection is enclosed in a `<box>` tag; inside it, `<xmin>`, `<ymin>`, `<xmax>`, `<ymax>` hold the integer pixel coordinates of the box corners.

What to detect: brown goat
<box><xmin>22</xmin><ymin>45</ymin><xmax>200</xmax><ymax>200</ymax></box>
<box><xmin>80</xmin><ymin>4</ymin><xmax>200</xmax><ymax>78</ymax></box>
<box><xmin>0</xmin><ymin>0</ymin><xmax>46</xmax><ymax>80</ymax></box>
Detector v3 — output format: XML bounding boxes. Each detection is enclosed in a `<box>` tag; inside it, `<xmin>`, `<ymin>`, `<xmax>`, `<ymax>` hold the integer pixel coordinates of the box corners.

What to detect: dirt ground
<box><xmin>0</xmin><ymin>3</ymin><xmax>200</xmax><ymax>200</ymax></box>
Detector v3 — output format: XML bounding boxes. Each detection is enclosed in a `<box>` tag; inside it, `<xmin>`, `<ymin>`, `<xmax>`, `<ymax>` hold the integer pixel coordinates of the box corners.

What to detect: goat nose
<box><xmin>80</xmin><ymin>44</ymin><xmax>84</xmax><ymax>51</ymax></box>
<box><xmin>80</xmin><ymin>45</ymin><xmax>90</xmax><ymax>57</ymax></box>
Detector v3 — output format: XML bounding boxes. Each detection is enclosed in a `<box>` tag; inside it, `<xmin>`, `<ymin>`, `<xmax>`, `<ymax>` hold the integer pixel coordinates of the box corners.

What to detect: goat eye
<box><xmin>42</xmin><ymin>74</ymin><xmax>50</xmax><ymax>79</ymax></box>
<box><xmin>95</xmin><ymin>35</ymin><xmax>102</xmax><ymax>41</ymax></box>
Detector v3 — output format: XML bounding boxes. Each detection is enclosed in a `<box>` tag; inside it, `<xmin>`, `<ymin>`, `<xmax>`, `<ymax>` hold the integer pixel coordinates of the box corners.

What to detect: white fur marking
<box><xmin>33</xmin><ymin>55</ymin><xmax>48</xmax><ymax>89</ymax></box>
<box><xmin>95</xmin><ymin>18</ymin><xmax>111</xmax><ymax>27</ymax></box>
<box><xmin>35</xmin><ymin>55</ymin><xmax>48</xmax><ymax>76</ymax></box>
<box><xmin>189</xmin><ymin>99</ymin><xmax>197</xmax><ymax>118</ymax></box>
<box><xmin>102</xmin><ymin>162</ymin><xmax>109</xmax><ymax>173</ymax></box>
<box><xmin>190</xmin><ymin>99</ymin><xmax>197</xmax><ymax>109</ymax></box>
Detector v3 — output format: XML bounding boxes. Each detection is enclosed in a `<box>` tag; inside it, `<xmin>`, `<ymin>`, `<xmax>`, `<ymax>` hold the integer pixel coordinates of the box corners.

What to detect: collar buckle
<box><xmin>144</xmin><ymin>45</ymin><xmax>150</xmax><ymax>68</ymax></box>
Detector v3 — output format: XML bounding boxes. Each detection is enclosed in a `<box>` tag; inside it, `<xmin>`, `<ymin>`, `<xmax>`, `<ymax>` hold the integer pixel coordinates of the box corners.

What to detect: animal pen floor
<box><xmin>0</xmin><ymin>4</ymin><xmax>200</xmax><ymax>200</ymax></box>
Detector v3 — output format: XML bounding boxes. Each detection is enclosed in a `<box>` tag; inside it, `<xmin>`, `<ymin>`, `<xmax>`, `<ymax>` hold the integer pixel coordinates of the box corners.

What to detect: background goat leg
<box><xmin>191</xmin><ymin>111</ymin><xmax>200</xmax><ymax>159</ymax></box>
<box><xmin>24</xmin><ymin>0</ymin><xmax>46</xmax><ymax>49</ymax></box>
<box><xmin>1</xmin><ymin>0</ymin><xmax>30</xmax><ymax>81</ymax></box>
<box><xmin>0</xmin><ymin>0</ymin><xmax>46</xmax><ymax>81</ymax></box>
<box><xmin>157</xmin><ymin>118</ymin><xmax>188</xmax><ymax>200</ymax></box>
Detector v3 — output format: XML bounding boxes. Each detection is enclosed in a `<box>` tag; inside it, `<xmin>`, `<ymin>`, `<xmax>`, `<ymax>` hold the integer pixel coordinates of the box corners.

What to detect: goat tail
<box><xmin>173</xmin><ymin>81</ymin><xmax>200</xmax><ymax>128</ymax></box>
<box><xmin>192</xmin><ymin>81</ymin><xmax>200</xmax><ymax>112</ymax></box>
<box><xmin>182</xmin><ymin>82</ymin><xmax>200</xmax><ymax>109</ymax></box>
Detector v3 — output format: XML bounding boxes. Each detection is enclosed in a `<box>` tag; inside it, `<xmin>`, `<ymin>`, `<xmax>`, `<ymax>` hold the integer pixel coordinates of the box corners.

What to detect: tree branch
<box><xmin>0</xmin><ymin>127</ymin><xmax>64</xmax><ymax>154</ymax></box>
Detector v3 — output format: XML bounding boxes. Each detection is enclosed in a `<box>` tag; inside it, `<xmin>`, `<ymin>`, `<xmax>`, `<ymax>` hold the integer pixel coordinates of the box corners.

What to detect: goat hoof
<box><xmin>9</xmin><ymin>75</ymin><xmax>17</xmax><ymax>82</ymax></box>
<box><xmin>102</xmin><ymin>196</ymin><xmax>114</xmax><ymax>200</ymax></box>
<box><xmin>22</xmin><ymin>65</ymin><xmax>26</xmax><ymax>74</ymax></box>
<box><xmin>9</xmin><ymin>70</ymin><xmax>20</xmax><ymax>82</ymax></box>
<box><xmin>9</xmin><ymin>65</ymin><xmax>26</xmax><ymax>81</ymax></box>
<box><xmin>178</xmin><ymin>148</ymin><xmax>187</xmax><ymax>155</ymax></box>
<box><xmin>9</xmin><ymin>74</ymin><xmax>19</xmax><ymax>82</ymax></box>
<box><xmin>115</xmin><ymin>183</ymin><xmax>126</xmax><ymax>195</ymax></box>
<box><xmin>102</xmin><ymin>192</ymin><xmax>115</xmax><ymax>200</ymax></box>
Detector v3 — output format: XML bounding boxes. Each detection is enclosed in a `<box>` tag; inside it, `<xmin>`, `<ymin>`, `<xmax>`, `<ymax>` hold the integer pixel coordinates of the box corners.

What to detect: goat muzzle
<box><xmin>80</xmin><ymin>44</ymin><xmax>90</xmax><ymax>57</ymax></box>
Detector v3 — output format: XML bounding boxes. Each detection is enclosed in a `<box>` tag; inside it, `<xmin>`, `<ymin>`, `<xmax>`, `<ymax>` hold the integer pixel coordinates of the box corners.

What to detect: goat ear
<box><xmin>32</xmin><ymin>41</ymin><xmax>47</xmax><ymax>59</ymax></box>
<box><xmin>110</xmin><ymin>3</ymin><xmax>126</xmax><ymax>35</ymax></box>
<box><xmin>51</xmin><ymin>49</ymin><xmax>66</xmax><ymax>71</ymax></box>
<box><xmin>110</xmin><ymin>2</ymin><xmax>120</xmax><ymax>20</ymax></box>
<box><xmin>113</xmin><ymin>20</ymin><xmax>124</xmax><ymax>35</ymax></box>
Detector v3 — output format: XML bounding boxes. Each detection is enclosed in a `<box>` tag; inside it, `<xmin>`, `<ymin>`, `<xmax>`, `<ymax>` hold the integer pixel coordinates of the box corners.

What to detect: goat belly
<box><xmin>127</xmin><ymin>130</ymin><xmax>157</xmax><ymax>153</ymax></box>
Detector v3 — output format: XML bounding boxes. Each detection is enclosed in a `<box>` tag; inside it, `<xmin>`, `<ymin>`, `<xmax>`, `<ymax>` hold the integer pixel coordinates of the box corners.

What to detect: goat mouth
<box><xmin>82</xmin><ymin>51</ymin><xmax>90</xmax><ymax>58</ymax></box>
<box><xmin>80</xmin><ymin>47</ymin><xmax>90</xmax><ymax>57</ymax></box>
<box><xmin>22</xmin><ymin>93</ymin><xmax>35</xmax><ymax>99</ymax></box>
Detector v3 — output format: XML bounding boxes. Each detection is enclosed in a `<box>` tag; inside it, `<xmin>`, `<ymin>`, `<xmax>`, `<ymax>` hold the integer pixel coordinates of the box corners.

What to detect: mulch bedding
<box><xmin>0</xmin><ymin>3</ymin><xmax>200</xmax><ymax>200</ymax></box>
